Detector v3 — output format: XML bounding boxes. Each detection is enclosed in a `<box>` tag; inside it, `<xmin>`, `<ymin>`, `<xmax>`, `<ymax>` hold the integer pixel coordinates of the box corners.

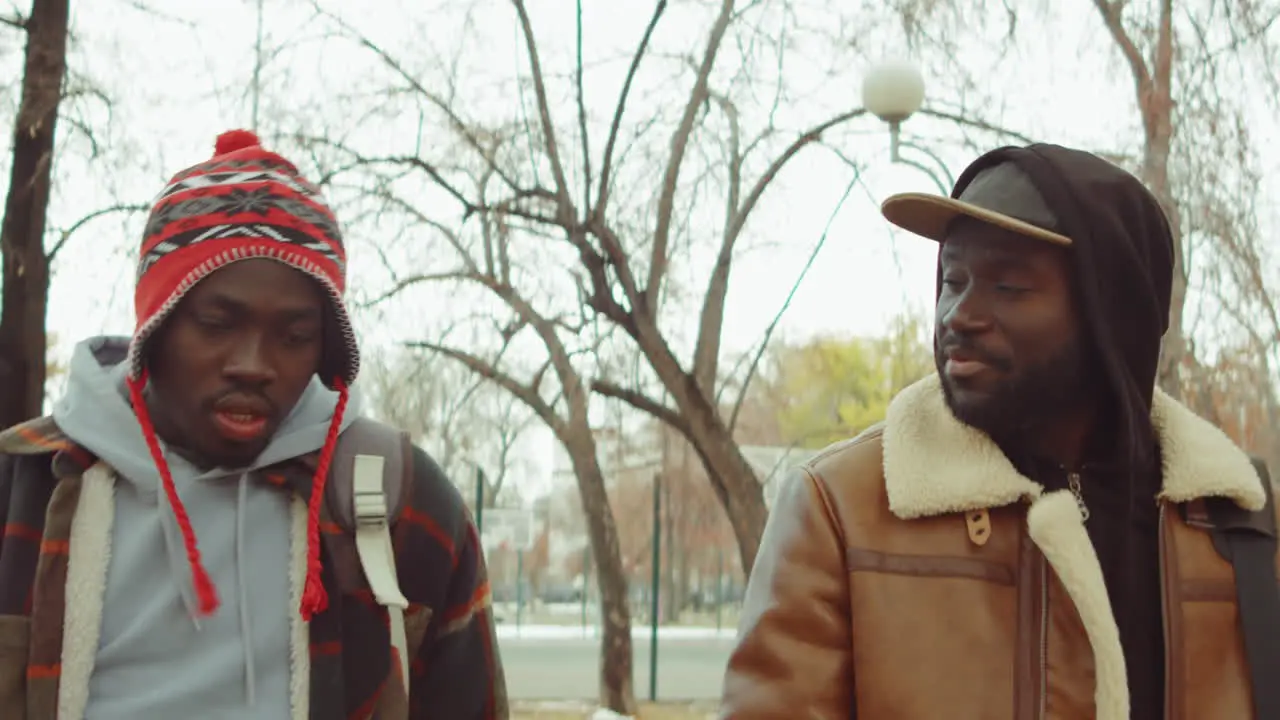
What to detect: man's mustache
<box><xmin>937</xmin><ymin>338</ymin><xmax>1013</xmax><ymax>372</ymax></box>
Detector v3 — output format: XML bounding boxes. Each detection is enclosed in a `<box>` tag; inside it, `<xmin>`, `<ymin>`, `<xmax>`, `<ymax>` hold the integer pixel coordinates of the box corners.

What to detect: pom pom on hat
<box><xmin>214</xmin><ymin>129</ymin><xmax>262</xmax><ymax>156</ymax></box>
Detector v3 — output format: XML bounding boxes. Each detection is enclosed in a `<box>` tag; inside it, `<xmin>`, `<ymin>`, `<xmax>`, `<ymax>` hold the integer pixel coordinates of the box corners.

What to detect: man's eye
<box><xmin>195</xmin><ymin>316</ymin><xmax>231</xmax><ymax>331</ymax></box>
<box><xmin>996</xmin><ymin>284</ymin><xmax>1028</xmax><ymax>294</ymax></box>
<box><xmin>282</xmin><ymin>328</ymin><xmax>320</xmax><ymax>346</ymax></box>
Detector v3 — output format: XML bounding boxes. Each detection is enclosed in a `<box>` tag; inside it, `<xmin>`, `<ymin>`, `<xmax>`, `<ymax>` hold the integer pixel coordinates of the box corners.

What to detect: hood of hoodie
<box><xmin>49</xmin><ymin>335</ymin><xmax>364</xmax><ymax>714</ymax></box>
<box><xmin>944</xmin><ymin>144</ymin><xmax>1175</xmax><ymax>471</ymax></box>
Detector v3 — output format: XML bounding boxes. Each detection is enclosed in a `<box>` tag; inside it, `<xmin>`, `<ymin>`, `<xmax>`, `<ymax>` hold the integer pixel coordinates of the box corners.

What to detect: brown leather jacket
<box><xmin>721</xmin><ymin>375</ymin><xmax>1278</xmax><ymax>720</ymax></box>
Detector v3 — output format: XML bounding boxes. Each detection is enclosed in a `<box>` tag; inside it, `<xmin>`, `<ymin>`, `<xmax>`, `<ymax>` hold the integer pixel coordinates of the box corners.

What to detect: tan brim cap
<box><xmin>881</xmin><ymin>162</ymin><xmax>1072</xmax><ymax>247</ymax></box>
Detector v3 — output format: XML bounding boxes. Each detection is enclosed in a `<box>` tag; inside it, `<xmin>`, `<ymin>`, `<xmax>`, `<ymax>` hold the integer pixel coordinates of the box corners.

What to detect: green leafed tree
<box><xmin>758</xmin><ymin>313</ymin><xmax>934</xmax><ymax>450</ymax></box>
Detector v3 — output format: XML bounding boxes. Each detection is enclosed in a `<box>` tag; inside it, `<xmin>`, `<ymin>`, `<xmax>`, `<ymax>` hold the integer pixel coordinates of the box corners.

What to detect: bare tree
<box><xmin>0</xmin><ymin>0</ymin><xmax>153</xmax><ymax>426</ymax></box>
<box><xmin>306</xmin><ymin>141</ymin><xmax>640</xmax><ymax>709</ymax></box>
<box><xmin>398</xmin><ymin>249</ymin><xmax>638</xmax><ymax>710</ymax></box>
<box><xmin>299</xmin><ymin>0</ymin><xmax>892</xmax><ymax>578</ymax></box>
<box><xmin>297</xmin><ymin>0</ymin><xmax>1039</xmax><ymax>579</ymax></box>
<box><xmin>0</xmin><ymin>0</ymin><xmax>69</xmax><ymax>427</ymax></box>
<box><xmin>363</xmin><ymin>348</ymin><xmax>537</xmax><ymax>507</ymax></box>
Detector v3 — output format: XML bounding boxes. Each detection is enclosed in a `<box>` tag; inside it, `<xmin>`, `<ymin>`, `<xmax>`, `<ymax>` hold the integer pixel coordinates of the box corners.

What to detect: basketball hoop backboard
<box><xmin>481</xmin><ymin>508</ymin><xmax>536</xmax><ymax>553</ymax></box>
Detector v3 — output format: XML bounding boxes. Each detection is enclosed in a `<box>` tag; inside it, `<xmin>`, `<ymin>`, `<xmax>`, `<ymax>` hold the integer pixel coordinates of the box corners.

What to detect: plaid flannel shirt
<box><xmin>0</xmin><ymin>416</ymin><xmax>508</xmax><ymax>719</ymax></box>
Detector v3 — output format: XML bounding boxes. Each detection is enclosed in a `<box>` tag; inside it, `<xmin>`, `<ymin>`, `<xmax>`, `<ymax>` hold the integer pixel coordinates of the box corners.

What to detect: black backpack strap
<box><xmin>1208</xmin><ymin>458</ymin><xmax>1280</xmax><ymax>719</ymax></box>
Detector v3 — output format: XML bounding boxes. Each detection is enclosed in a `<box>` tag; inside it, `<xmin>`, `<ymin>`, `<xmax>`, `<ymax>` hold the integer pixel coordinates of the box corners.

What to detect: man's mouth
<box><xmin>943</xmin><ymin>346</ymin><xmax>1001</xmax><ymax>380</ymax></box>
<box><xmin>210</xmin><ymin>395</ymin><xmax>274</xmax><ymax>443</ymax></box>
<box><xmin>945</xmin><ymin>357</ymin><xmax>990</xmax><ymax>379</ymax></box>
<box><xmin>211</xmin><ymin>410</ymin><xmax>269</xmax><ymax>442</ymax></box>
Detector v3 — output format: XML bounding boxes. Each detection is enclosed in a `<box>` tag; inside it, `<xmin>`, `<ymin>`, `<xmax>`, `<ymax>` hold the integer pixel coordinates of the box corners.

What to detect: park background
<box><xmin>2</xmin><ymin>0</ymin><xmax>1279</xmax><ymax>717</ymax></box>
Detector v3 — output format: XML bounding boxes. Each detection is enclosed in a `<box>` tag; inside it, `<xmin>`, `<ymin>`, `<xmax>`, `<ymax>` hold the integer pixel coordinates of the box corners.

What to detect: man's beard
<box><xmin>937</xmin><ymin>340</ymin><xmax>1098</xmax><ymax>442</ymax></box>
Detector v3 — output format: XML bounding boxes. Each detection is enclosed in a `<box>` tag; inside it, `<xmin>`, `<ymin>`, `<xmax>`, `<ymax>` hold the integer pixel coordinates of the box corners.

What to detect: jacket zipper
<box><xmin>1067</xmin><ymin>471</ymin><xmax>1089</xmax><ymax>521</ymax></box>
<box><xmin>1157</xmin><ymin>501</ymin><xmax>1170</xmax><ymax>720</ymax></box>
<box><xmin>1038</xmin><ymin>552</ymin><xmax>1048</xmax><ymax>719</ymax></box>
<box><xmin>1040</xmin><ymin>468</ymin><xmax>1084</xmax><ymax>720</ymax></box>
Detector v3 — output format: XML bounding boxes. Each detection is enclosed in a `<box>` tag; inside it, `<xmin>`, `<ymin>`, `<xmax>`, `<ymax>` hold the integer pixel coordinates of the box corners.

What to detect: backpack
<box><xmin>323</xmin><ymin>417</ymin><xmax>411</xmax><ymax>689</ymax></box>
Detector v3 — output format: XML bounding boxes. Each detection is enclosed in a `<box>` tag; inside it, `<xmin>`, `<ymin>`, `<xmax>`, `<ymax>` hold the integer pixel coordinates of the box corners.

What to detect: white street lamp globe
<box><xmin>862</xmin><ymin>60</ymin><xmax>926</xmax><ymax>124</ymax></box>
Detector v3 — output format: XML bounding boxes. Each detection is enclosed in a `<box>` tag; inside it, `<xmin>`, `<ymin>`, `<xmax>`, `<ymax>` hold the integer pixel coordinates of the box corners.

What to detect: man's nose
<box><xmin>942</xmin><ymin>288</ymin><xmax>995</xmax><ymax>335</ymax></box>
<box><xmin>223</xmin><ymin>334</ymin><xmax>277</xmax><ymax>384</ymax></box>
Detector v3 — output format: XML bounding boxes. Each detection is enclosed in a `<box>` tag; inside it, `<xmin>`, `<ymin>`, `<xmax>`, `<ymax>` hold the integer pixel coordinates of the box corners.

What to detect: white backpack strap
<box><xmin>352</xmin><ymin>453</ymin><xmax>411</xmax><ymax>691</ymax></box>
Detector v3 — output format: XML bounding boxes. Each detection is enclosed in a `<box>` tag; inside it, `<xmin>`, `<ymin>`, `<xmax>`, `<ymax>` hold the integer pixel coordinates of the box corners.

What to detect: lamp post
<box><xmin>861</xmin><ymin>60</ymin><xmax>955</xmax><ymax>193</ymax></box>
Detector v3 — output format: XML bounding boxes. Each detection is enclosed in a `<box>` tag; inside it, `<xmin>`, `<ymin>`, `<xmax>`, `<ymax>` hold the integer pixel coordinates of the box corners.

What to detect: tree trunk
<box><xmin>678</xmin><ymin>398</ymin><xmax>768</xmax><ymax>573</ymax></box>
<box><xmin>639</xmin><ymin>346</ymin><xmax>770</xmax><ymax>574</ymax></box>
<box><xmin>0</xmin><ymin>0</ymin><xmax>69</xmax><ymax>428</ymax></box>
<box><xmin>1142</xmin><ymin>1</ymin><xmax>1184</xmax><ymax>399</ymax></box>
<box><xmin>564</xmin><ymin>434</ymin><xmax>636</xmax><ymax>715</ymax></box>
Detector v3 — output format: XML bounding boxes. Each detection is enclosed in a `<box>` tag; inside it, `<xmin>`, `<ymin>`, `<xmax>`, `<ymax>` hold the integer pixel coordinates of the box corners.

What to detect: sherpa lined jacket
<box><xmin>0</xmin><ymin>415</ymin><xmax>508</xmax><ymax>720</ymax></box>
<box><xmin>720</xmin><ymin>375</ymin><xmax>1280</xmax><ymax>719</ymax></box>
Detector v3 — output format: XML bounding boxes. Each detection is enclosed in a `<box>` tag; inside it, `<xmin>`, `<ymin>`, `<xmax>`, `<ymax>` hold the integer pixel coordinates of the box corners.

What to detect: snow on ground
<box><xmin>589</xmin><ymin>709</ymin><xmax>634</xmax><ymax>720</ymax></box>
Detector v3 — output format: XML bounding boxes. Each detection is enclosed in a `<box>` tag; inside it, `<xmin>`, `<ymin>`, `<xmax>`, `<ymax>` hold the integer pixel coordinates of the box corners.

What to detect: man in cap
<box><xmin>719</xmin><ymin>144</ymin><xmax>1279</xmax><ymax>718</ymax></box>
<box><xmin>0</xmin><ymin>130</ymin><xmax>507</xmax><ymax>719</ymax></box>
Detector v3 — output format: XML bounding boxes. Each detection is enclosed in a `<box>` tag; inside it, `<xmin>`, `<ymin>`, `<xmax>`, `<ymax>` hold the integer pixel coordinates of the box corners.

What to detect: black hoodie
<box><xmin>946</xmin><ymin>144</ymin><xmax>1176</xmax><ymax>718</ymax></box>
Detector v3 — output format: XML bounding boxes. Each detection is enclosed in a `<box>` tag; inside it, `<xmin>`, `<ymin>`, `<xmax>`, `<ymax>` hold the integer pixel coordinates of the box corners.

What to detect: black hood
<box><xmin>944</xmin><ymin>143</ymin><xmax>1176</xmax><ymax>470</ymax></box>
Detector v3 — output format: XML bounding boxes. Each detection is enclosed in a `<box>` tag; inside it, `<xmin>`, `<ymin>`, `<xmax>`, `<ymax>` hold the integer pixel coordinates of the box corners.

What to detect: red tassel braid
<box><xmin>127</xmin><ymin>371</ymin><xmax>220</xmax><ymax>616</ymax></box>
<box><xmin>127</xmin><ymin>372</ymin><xmax>350</xmax><ymax>622</ymax></box>
<box><xmin>300</xmin><ymin>377</ymin><xmax>348</xmax><ymax>620</ymax></box>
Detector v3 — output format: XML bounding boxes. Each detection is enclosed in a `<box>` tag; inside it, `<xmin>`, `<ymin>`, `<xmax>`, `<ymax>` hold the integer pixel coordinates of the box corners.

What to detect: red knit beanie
<box><xmin>125</xmin><ymin>129</ymin><xmax>356</xmax><ymax>621</ymax></box>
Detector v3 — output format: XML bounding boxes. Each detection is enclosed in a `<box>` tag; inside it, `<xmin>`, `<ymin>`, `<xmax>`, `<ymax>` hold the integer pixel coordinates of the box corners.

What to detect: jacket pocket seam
<box><xmin>846</xmin><ymin>546</ymin><xmax>1015</xmax><ymax>585</ymax></box>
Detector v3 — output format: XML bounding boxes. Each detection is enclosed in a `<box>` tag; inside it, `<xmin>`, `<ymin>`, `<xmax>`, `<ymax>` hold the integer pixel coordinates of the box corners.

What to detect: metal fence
<box><xmin>471</xmin><ymin>467</ymin><xmax>750</xmax><ymax>702</ymax></box>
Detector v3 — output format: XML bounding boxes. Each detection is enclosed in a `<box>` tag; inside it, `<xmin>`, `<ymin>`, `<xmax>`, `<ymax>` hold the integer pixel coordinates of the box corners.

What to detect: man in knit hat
<box><xmin>0</xmin><ymin>130</ymin><xmax>507</xmax><ymax>719</ymax></box>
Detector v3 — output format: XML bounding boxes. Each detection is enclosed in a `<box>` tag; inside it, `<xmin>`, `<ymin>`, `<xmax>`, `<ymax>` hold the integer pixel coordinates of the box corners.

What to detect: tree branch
<box><xmin>916</xmin><ymin>107</ymin><xmax>1037</xmax><ymax>145</ymax></box>
<box><xmin>591</xmin><ymin>378</ymin><xmax>690</xmax><ymax>435</ymax></box>
<box><xmin>0</xmin><ymin>14</ymin><xmax>24</xmax><ymax>30</ymax></box>
<box><xmin>301</xmin><ymin>136</ymin><xmax>480</xmax><ymax>213</ymax></box>
<box><xmin>304</xmin><ymin>136</ymin><xmax>561</xmax><ymax>226</ymax></box>
<box><xmin>46</xmin><ymin>203</ymin><xmax>149</xmax><ymax>263</ymax></box>
<box><xmin>311</xmin><ymin>2</ymin><xmax>526</xmax><ymax>193</ymax></box>
<box><xmin>583</xmin><ymin>219</ymin><xmax>644</xmax><ymax>308</ymax></box>
<box><xmin>728</xmin><ymin>169</ymin><xmax>861</xmax><ymax>433</ymax></box>
<box><xmin>1090</xmin><ymin>0</ymin><xmax>1152</xmax><ymax>99</ymax></box>
<box><xmin>369</xmin><ymin>188</ymin><xmax>478</xmax><ymax>270</ymax></box>
<box><xmin>362</xmin><ymin>270</ymin><xmax>474</xmax><ymax>306</ymax></box>
<box><xmin>406</xmin><ymin>340</ymin><xmax>566</xmax><ymax>436</ymax></box>
<box><xmin>574</xmin><ymin>0</ymin><xmax>592</xmax><ymax>214</ymax></box>
<box><xmin>470</xmin><ymin>270</ymin><xmax>593</xmax><ymax>416</ymax></box>
<box><xmin>691</xmin><ymin>107</ymin><xmax>867</xmax><ymax>393</ymax></box>
<box><xmin>595</xmin><ymin>0</ymin><xmax>666</xmax><ymax>220</ymax></box>
<box><xmin>647</xmin><ymin>0</ymin><xmax>736</xmax><ymax>311</ymax></box>
<box><xmin>511</xmin><ymin>0</ymin><xmax>574</xmax><ymax>217</ymax></box>
<box><xmin>1153</xmin><ymin>0</ymin><xmax>1174</xmax><ymax>114</ymax></box>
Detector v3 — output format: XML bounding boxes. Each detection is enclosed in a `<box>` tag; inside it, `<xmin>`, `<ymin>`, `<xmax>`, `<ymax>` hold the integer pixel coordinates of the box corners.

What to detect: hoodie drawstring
<box><xmin>126</xmin><ymin>371</ymin><xmax>220</xmax><ymax>616</ymax></box>
<box><xmin>126</xmin><ymin>372</ymin><xmax>349</xmax><ymax>706</ymax></box>
<box><xmin>236</xmin><ymin>473</ymin><xmax>256</xmax><ymax>706</ymax></box>
<box><xmin>125</xmin><ymin>371</ymin><xmax>349</xmax><ymax>627</ymax></box>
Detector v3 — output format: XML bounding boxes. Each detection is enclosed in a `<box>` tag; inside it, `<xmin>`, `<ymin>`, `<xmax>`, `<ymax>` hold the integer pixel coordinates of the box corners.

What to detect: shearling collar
<box><xmin>882</xmin><ymin>374</ymin><xmax>1266</xmax><ymax>519</ymax></box>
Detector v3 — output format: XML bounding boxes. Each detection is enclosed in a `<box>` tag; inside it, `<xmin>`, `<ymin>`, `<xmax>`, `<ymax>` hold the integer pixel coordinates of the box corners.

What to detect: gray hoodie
<box><xmin>51</xmin><ymin>336</ymin><xmax>363</xmax><ymax>719</ymax></box>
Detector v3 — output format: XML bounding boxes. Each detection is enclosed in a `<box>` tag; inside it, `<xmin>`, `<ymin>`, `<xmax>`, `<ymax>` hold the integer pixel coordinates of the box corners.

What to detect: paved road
<box><xmin>498</xmin><ymin>634</ymin><xmax>734</xmax><ymax>700</ymax></box>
